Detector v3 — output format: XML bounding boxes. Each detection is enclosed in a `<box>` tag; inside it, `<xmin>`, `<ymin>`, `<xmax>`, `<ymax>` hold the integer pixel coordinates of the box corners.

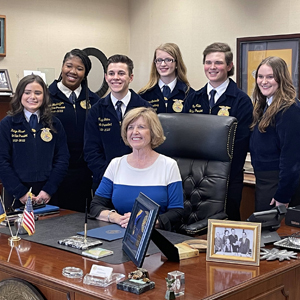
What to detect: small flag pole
<box><xmin>84</xmin><ymin>198</ymin><xmax>88</xmax><ymax>244</ymax></box>
<box><xmin>0</xmin><ymin>195</ymin><xmax>14</xmax><ymax>238</ymax></box>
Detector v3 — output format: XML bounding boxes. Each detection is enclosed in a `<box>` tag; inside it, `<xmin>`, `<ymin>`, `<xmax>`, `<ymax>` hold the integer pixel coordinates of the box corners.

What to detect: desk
<box><xmin>0</xmin><ymin>212</ymin><xmax>299</xmax><ymax>300</ymax></box>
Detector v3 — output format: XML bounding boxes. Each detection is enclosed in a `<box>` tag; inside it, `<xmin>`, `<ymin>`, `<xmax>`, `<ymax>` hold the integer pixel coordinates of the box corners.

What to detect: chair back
<box><xmin>157</xmin><ymin>113</ymin><xmax>237</xmax><ymax>235</ymax></box>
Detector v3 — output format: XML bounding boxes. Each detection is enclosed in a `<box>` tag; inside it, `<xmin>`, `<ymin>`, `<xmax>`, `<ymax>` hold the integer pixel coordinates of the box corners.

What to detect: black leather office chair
<box><xmin>157</xmin><ymin>113</ymin><xmax>237</xmax><ymax>236</ymax></box>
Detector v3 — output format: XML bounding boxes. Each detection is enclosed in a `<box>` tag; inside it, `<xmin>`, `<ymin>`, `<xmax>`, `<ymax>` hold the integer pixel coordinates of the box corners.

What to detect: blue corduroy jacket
<box><xmin>0</xmin><ymin>113</ymin><xmax>69</xmax><ymax>199</ymax></box>
<box><xmin>49</xmin><ymin>80</ymin><xmax>100</xmax><ymax>167</ymax></box>
<box><xmin>139</xmin><ymin>80</ymin><xmax>194</xmax><ymax>113</ymax></box>
<box><xmin>250</xmin><ymin>100</ymin><xmax>300</xmax><ymax>203</ymax></box>
<box><xmin>84</xmin><ymin>90</ymin><xmax>151</xmax><ymax>186</ymax></box>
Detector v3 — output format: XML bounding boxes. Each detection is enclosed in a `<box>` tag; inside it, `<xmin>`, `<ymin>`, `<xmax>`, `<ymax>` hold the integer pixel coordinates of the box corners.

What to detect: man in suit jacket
<box><xmin>84</xmin><ymin>54</ymin><xmax>151</xmax><ymax>190</ymax></box>
<box><xmin>239</xmin><ymin>231</ymin><xmax>250</xmax><ymax>254</ymax></box>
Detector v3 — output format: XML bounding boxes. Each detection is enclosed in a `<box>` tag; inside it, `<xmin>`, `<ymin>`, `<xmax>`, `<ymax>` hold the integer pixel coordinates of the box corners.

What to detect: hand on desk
<box><xmin>35</xmin><ymin>190</ymin><xmax>51</xmax><ymax>204</ymax></box>
<box><xmin>119</xmin><ymin>212</ymin><xmax>131</xmax><ymax>228</ymax></box>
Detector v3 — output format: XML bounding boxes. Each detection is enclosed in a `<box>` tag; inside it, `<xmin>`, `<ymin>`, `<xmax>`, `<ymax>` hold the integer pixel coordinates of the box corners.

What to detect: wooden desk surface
<box><xmin>0</xmin><ymin>211</ymin><xmax>300</xmax><ymax>300</ymax></box>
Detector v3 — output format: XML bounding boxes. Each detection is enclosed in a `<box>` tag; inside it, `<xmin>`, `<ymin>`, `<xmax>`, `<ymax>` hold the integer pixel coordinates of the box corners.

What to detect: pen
<box><xmin>84</xmin><ymin>198</ymin><xmax>87</xmax><ymax>243</ymax></box>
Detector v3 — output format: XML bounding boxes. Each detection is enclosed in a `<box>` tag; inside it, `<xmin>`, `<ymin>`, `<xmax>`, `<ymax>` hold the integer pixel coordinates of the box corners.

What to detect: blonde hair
<box><xmin>139</xmin><ymin>43</ymin><xmax>190</xmax><ymax>94</ymax></box>
<box><xmin>251</xmin><ymin>56</ymin><xmax>296</xmax><ymax>132</ymax></box>
<box><xmin>121</xmin><ymin>107</ymin><xmax>165</xmax><ymax>149</ymax></box>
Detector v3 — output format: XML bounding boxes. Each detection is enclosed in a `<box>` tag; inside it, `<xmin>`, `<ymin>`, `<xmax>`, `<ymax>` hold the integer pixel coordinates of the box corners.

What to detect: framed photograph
<box><xmin>122</xmin><ymin>192</ymin><xmax>160</xmax><ymax>268</ymax></box>
<box><xmin>0</xmin><ymin>15</ymin><xmax>6</xmax><ymax>57</ymax></box>
<box><xmin>206</xmin><ymin>219</ymin><xmax>261</xmax><ymax>266</ymax></box>
<box><xmin>0</xmin><ymin>69</ymin><xmax>13</xmax><ymax>93</ymax></box>
<box><xmin>237</xmin><ymin>34</ymin><xmax>300</xmax><ymax>97</ymax></box>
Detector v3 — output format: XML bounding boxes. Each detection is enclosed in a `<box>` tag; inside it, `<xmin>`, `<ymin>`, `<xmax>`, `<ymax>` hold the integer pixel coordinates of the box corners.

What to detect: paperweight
<box><xmin>58</xmin><ymin>235</ymin><xmax>102</xmax><ymax>250</ymax></box>
<box><xmin>62</xmin><ymin>267</ymin><xmax>83</xmax><ymax>279</ymax></box>
<box><xmin>167</xmin><ymin>270</ymin><xmax>185</xmax><ymax>296</ymax></box>
<box><xmin>117</xmin><ymin>279</ymin><xmax>155</xmax><ymax>295</ymax></box>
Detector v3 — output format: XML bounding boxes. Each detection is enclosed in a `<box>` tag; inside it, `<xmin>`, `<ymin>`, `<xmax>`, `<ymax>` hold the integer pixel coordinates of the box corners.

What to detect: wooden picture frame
<box><xmin>236</xmin><ymin>34</ymin><xmax>300</xmax><ymax>97</ymax></box>
<box><xmin>0</xmin><ymin>69</ymin><xmax>13</xmax><ymax>93</ymax></box>
<box><xmin>122</xmin><ymin>192</ymin><xmax>160</xmax><ymax>268</ymax></box>
<box><xmin>206</xmin><ymin>219</ymin><xmax>261</xmax><ymax>266</ymax></box>
<box><xmin>0</xmin><ymin>15</ymin><xmax>6</xmax><ymax>57</ymax></box>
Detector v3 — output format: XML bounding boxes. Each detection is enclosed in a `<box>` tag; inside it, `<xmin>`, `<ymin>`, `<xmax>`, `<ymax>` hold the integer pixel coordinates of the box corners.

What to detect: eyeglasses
<box><xmin>154</xmin><ymin>58</ymin><xmax>176</xmax><ymax>64</ymax></box>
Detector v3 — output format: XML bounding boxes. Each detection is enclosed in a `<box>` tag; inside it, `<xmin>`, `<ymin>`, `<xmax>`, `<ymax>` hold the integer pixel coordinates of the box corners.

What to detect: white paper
<box><xmin>90</xmin><ymin>264</ymin><xmax>113</xmax><ymax>279</ymax></box>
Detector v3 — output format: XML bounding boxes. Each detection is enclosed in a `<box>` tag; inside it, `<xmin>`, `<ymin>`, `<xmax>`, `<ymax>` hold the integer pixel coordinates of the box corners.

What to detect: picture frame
<box><xmin>206</xmin><ymin>219</ymin><xmax>261</xmax><ymax>266</ymax></box>
<box><xmin>122</xmin><ymin>192</ymin><xmax>160</xmax><ymax>268</ymax></box>
<box><xmin>236</xmin><ymin>34</ymin><xmax>300</xmax><ymax>97</ymax></box>
<box><xmin>0</xmin><ymin>69</ymin><xmax>13</xmax><ymax>93</ymax></box>
<box><xmin>0</xmin><ymin>15</ymin><xmax>6</xmax><ymax>57</ymax></box>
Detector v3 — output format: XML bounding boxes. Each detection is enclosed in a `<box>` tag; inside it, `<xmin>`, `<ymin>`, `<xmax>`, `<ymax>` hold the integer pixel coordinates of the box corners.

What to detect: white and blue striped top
<box><xmin>95</xmin><ymin>154</ymin><xmax>184</xmax><ymax>215</ymax></box>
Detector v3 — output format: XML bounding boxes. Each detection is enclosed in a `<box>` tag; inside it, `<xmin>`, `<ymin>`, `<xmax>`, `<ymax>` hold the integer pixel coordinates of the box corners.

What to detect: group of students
<box><xmin>0</xmin><ymin>41</ymin><xmax>300</xmax><ymax>231</ymax></box>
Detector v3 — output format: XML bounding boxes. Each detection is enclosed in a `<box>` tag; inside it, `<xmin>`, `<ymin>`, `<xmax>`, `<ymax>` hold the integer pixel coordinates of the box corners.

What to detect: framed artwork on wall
<box><xmin>0</xmin><ymin>15</ymin><xmax>6</xmax><ymax>57</ymax></box>
<box><xmin>236</xmin><ymin>34</ymin><xmax>300</xmax><ymax>98</ymax></box>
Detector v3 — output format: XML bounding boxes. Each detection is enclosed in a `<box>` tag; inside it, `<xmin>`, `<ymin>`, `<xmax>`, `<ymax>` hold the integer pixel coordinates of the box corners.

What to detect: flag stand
<box><xmin>0</xmin><ymin>195</ymin><xmax>21</xmax><ymax>246</ymax></box>
<box><xmin>8</xmin><ymin>236</ymin><xmax>21</xmax><ymax>247</ymax></box>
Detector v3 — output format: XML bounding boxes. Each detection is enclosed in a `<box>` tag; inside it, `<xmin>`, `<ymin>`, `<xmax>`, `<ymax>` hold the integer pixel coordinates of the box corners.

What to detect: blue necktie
<box><xmin>29</xmin><ymin>114</ymin><xmax>38</xmax><ymax>131</ymax></box>
<box><xmin>162</xmin><ymin>85</ymin><xmax>171</xmax><ymax>105</ymax></box>
<box><xmin>209</xmin><ymin>89</ymin><xmax>216</xmax><ymax>109</ymax></box>
<box><xmin>116</xmin><ymin>101</ymin><xmax>123</xmax><ymax>122</ymax></box>
<box><xmin>263</xmin><ymin>103</ymin><xmax>269</xmax><ymax>113</ymax></box>
<box><xmin>69</xmin><ymin>91</ymin><xmax>76</xmax><ymax>105</ymax></box>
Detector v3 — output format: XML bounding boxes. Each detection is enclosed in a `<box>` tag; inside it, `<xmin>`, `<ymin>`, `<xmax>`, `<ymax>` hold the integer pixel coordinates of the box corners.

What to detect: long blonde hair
<box><xmin>139</xmin><ymin>43</ymin><xmax>190</xmax><ymax>94</ymax></box>
<box><xmin>251</xmin><ymin>56</ymin><xmax>296</xmax><ymax>133</ymax></box>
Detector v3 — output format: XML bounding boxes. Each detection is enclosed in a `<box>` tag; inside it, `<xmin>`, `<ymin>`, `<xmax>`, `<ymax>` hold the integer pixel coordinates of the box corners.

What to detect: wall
<box><xmin>129</xmin><ymin>0</ymin><xmax>300</xmax><ymax>91</ymax></box>
<box><xmin>0</xmin><ymin>0</ymin><xmax>130</xmax><ymax>90</ymax></box>
<box><xmin>1</xmin><ymin>0</ymin><xmax>300</xmax><ymax>92</ymax></box>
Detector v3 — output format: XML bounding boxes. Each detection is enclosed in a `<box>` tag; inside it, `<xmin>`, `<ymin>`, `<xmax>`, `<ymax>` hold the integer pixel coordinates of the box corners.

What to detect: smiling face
<box><xmin>155</xmin><ymin>49</ymin><xmax>177</xmax><ymax>83</ymax></box>
<box><xmin>256</xmin><ymin>64</ymin><xmax>279</xmax><ymax>98</ymax></box>
<box><xmin>61</xmin><ymin>56</ymin><xmax>85</xmax><ymax>91</ymax></box>
<box><xmin>204</xmin><ymin>52</ymin><xmax>233</xmax><ymax>88</ymax></box>
<box><xmin>105</xmin><ymin>63</ymin><xmax>133</xmax><ymax>99</ymax></box>
<box><xmin>21</xmin><ymin>81</ymin><xmax>44</xmax><ymax>113</ymax></box>
<box><xmin>126</xmin><ymin>116</ymin><xmax>152</xmax><ymax>151</ymax></box>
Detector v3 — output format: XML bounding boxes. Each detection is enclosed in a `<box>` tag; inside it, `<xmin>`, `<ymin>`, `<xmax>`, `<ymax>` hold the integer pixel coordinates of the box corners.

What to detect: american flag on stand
<box><xmin>22</xmin><ymin>192</ymin><xmax>35</xmax><ymax>235</ymax></box>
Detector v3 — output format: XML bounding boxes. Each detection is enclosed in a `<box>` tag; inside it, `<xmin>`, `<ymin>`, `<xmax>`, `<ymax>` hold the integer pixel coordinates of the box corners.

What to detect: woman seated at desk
<box><xmin>90</xmin><ymin>107</ymin><xmax>184</xmax><ymax>231</ymax></box>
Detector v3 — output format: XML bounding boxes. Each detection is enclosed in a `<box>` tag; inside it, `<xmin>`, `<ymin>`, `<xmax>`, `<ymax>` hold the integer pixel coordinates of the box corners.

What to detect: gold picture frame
<box><xmin>0</xmin><ymin>15</ymin><xmax>6</xmax><ymax>57</ymax></box>
<box><xmin>206</xmin><ymin>219</ymin><xmax>261</xmax><ymax>266</ymax></box>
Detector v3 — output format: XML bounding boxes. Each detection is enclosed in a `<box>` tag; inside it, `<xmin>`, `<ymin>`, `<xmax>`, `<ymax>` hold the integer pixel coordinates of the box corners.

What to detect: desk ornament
<box><xmin>167</xmin><ymin>270</ymin><xmax>185</xmax><ymax>297</ymax></box>
<box><xmin>62</xmin><ymin>267</ymin><xmax>83</xmax><ymax>279</ymax></box>
<box><xmin>260</xmin><ymin>248</ymin><xmax>298</xmax><ymax>261</ymax></box>
<box><xmin>273</xmin><ymin>232</ymin><xmax>300</xmax><ymax>251</ymax></box>
<box><xmin>117</xmin><ymin>267</ymin><xmax>155</xmax><ymax>295</ymax></box>
<box><xmin>83</xmin><ymin>264</ymin><xmax>125</xmax><ymax>287</ymax></box>
<box><xmin>58</xmin><ymin>199</ymin><xmax>102</xmax><ymax>250</ymax></box>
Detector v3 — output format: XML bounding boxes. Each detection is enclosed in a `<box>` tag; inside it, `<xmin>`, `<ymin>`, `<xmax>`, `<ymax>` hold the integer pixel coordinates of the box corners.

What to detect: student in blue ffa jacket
<box><xmin>49</xmin><ymin>49</ymin><xmax>100</xmax><ymax>212</ymax></box>
<box><xmin>250</xmin><ymin>56</ymin><xmax>300</xmax><ymax>211</ymax></box>
<box><xmin>89</xmin><ymin>107</ymin><xmax>184</xmax><ymax>231</ymax></box>
<box><xmin>183</xmin><ymin>42</ymin><xmax>253</xmax><ymax>221</ymax></box>
<box><xmin>139</xmin><ymin>43</ymin><xmax>194</xmax><ymax>113</ymax></box>
<box><xmin>0</xmin><ymin>75</ymin><xmax>69</xmax><ymax>209</ymax></box>
<box><xmin>84</xmin><ymin>54</ymin><xmax>151</xmax><ymax>191</ymax></box>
